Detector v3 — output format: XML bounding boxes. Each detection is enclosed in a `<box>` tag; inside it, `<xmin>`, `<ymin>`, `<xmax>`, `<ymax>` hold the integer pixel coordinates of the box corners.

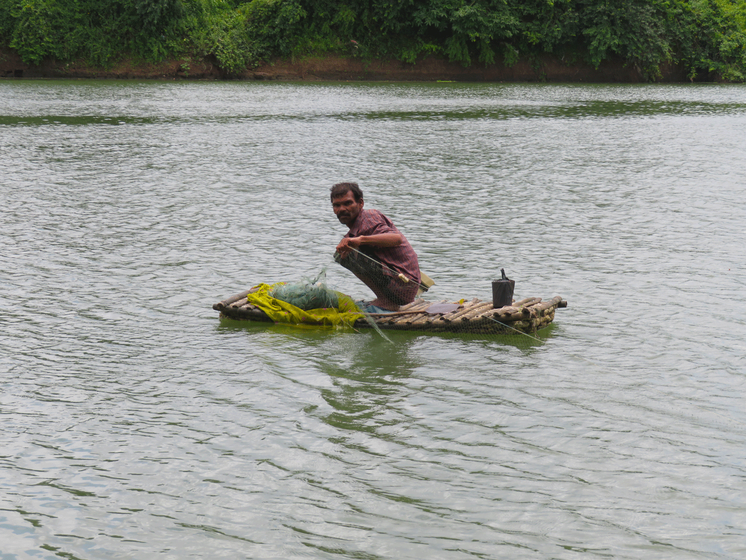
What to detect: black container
<box><xmin>492</xmin><ymin>269</ymin><xmax>515</xmax><ymax>308</ymax></box>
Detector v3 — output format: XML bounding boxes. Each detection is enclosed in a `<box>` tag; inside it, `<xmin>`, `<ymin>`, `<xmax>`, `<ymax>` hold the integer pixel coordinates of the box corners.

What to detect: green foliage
<box><xmin>8</xmin><ymin>1</ymin><xmax>56</xmax><ymax>65</ymax></box>
<box><xmin>242</xmin><ymin>0</ymin><xmax>306</xmax><ymax>57</ymax></box>
<box><xmin>683</xmin><ymin>0</ymin><xmax>746</xmax><ymax>81</ymax></box>
<box><xmin>3</xmin><ymin>0</ymin><xmax>186</xmax><ymax>66</ymax></box>
<box><xmin>182</xmin><ymin>0</ymin><xmax>307</xmax><ymax>74</ymax></box>
<box><xmin>575</xmin><ymin>0</ymin><xmax>673</xmax><ymax>79</ymax></box>
<box><xmin>133</xmin><ymin>0</ymin><xmax>184</xmax><ymax>31</ymax></box>
<box><xmin>512</xmin><ymin>0</ymin><xmax>579</xmax><ymax>52</ymax></box>
<box><xmin>0</xmin><ymin>0</ymin><xmax>745</xmax><ymax>81</ymax></box>
<box><xmin>183</xmin><ymin>2</ymin><xmax>251</xmax><ymax>73</ymax></box>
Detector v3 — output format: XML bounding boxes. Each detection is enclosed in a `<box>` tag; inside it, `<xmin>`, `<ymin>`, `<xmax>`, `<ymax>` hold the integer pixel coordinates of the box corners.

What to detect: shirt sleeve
<box><xmin>349</xmin><ymin>210</ymin><xmax>397</xmax><ymax>237</ymax></box>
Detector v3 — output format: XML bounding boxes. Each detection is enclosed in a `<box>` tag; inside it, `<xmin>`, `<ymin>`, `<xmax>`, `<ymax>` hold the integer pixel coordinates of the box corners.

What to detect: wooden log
<box><xmin>223</xmin><ymin>305</ymin><xmax>272</xmax><ymax>322</ymax></box>
<box><xmin>460</xmin><ymin>302</ymin><xmax>495</xmax><ymax>321</ymax></box>
<box><xmin>532</xmin><ymin>296</ymin><xmax>563</xmax><ymax>313</ymax></box>
<box><xmin>419</xmin><ymin>302</ymin><xmax>463</xmax><ymax>325</ymax></box>
<box><xmin>486</xmin><ymin>313</ymin><xmax>526</xmax><ymax>328</ymax></box>
<box><xmin>365</xmin><ymin>299</ymin><xmax>448</xmax><ymax>321</ymax></box>
<box><xmin>490</xmin><ymin>297</ymin><xmax>563</xmax><ymax>321</ymax></box>
<box><xmin>398</xmin><ymin>299</ymin><xmax>427</xmax><ymax>312</ymax></box>
<box><xmin>220</xmin><ymin>299</ymin><xmax>270</xmax><ymax>321</ymax></box>
<box><xmin>514</xmin><ymin>308</ymin><xmax>536</xmax><ymax>321</ymax></box>
<box><xmin>368</xmin><ymin>309</ymin><xmax>428</xmax><ymax>318</ymax></box>
<box><xmin>366</xmin><ymin>299</ymin><xmax>449</xmax><ymax>320</ymax></box>
<box><xmin>393</xmin><ymin>313</ymin><xmax>428</xmax><ymax>327</ymax></box>
<box><xmin>228</xmin><ymin>296</ymin><xmax>258</xmax><ymax>310</ymax></box>
<box><xmin>427</xmin><ymin>311</ymin><xmax>461</xmax><ymax>328</ymax></box>
<box><xmin>386</xmin><ymin>301</ymin><xmax>434</xmax><ymax>325</ymax></box>
<box><xmin>406</xmin><ymin>312</ymin><xmax>436</xmax><ymax>326</ymax></box>
<box><xmin>441</xmin><ymin>299</ymin><xmax>480</xmax><ymax>322</ymax></box>
<box><xmin>492</xmin><ymin>305</ymin><xmax>520</xmax><ymax>316</ymax></box>
<box><xmin>231</xmin><ymin>300</ymin><xmax>253</xmax><ymax>310</ymax></box>
<box><xmin>502</xmin><ymin>301</ymin><xmax>550</xmax><ymax>320</ymax></box>
<box><xmin>213</xmin><ymin>289</ymin><xmax>251</xmax><ymax>310</ymax></box>
<box><xmin>406</xmin><ymin>300</ymin><xmax>453</xmax><ymax>326</ymax></box>
<box><xmin>397</xmin><ymin>309</ymin><xmax>442</xmax><ymax>328</ymax></box>
<box><xmin>349</xmin><ymin>299</ymin><xmax>429</xmax><ymax>328</ymax></box>
<box><xmin>402</xmin><ymin>305</ymin><xmax>439</xmax><ymax>325</ymax></box>
<box><xmin>494</xmin><ymin>296</ymin><xmax>551</xmax><ymax>315</ymax></box>
<box><xmin>456</xmin><ymin>315</ymin><xmax>495</xmax><ymax>330</ymax></box>
<box><xmin>559</xmin><ymin>300</ymin><xmax>568</xmax><ymax>308</ymax></box>
<box><xmin>474</xmin><ymin>304</ymin><xmax>507</xmax><ymax>321</ymax></box>
<box><xmin>529</xmin><ymin>297</ymin><xmax>563</xmax><ymax>318</ymax></box>
<box><xmin>495</xmin><ymin>308</ymin><xmax>528</xmax><ymax>321</ymax></box>
<box><xmin>356</xmin><ymin>302</ymin><xmax>424</xmax><ymax>327</ymax></box>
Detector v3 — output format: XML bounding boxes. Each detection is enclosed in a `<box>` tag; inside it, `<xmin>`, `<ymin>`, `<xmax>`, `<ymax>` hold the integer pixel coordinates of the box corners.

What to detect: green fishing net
<box><xmin>245</xmin><ymin>271</ymin><xmax>363</xmax><ymax>328</ymax></box>
<box><xmin>270</xmin><ymin>277</ymin><xmax>339</xmax><ymax>310</ymax></box>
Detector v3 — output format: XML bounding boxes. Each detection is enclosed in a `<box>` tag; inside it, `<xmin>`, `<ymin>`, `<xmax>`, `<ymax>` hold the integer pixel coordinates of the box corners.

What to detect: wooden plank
<box><xmin>386</xmin><ymin>300</ymin><xmax>438</xmax><ymax>325</ymax></box>
<box><xmin>460</xmin><ymin>302</ymin><xmax>495</xmax><ymax>321</ymax></box>
<box><xmin>400</xmin><ymin>300</ymin><xmax>449</xmax><ymax>326</ymax></box>
<box><xmin>531</xmin><ymin>296</ymin><xmax>563</xmax><ymax>317</ymax></box>
<box><xmin>441</xmin><ymin>298</ymin><xmax>480</xmax><ymax>322</ymax></box>
<box><xmin>213</xmin><ymin>289</ymin><xmax>250</xmax><ymax>310</ymax></box>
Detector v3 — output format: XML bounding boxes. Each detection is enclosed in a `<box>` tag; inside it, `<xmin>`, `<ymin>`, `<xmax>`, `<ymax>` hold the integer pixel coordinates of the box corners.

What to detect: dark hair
<box><xmin>330</xmin><ymin>182</ymin><xmax>363</xmax><ymax>203</ymax></box>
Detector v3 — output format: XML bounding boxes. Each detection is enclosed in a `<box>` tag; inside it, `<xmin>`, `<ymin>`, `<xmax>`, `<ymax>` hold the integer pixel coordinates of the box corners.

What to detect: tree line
<box><xmin>1</xmin><ymin>0</ymin><xmax>745</xmax><ymax>81</ymax></box>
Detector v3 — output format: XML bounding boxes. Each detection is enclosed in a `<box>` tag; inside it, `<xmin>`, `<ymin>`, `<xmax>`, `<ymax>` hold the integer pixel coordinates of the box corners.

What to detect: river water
<box><xmin>1</xmin><ymin>79</ymin><xmax>745</xmax><ymax>559</ymax></box>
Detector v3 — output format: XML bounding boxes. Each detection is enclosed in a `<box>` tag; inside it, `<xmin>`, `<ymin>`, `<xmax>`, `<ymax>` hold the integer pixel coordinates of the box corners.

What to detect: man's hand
<box><xmin>336</xmin><ymin>236</ymin><xmax>361</xmax><ymax>259</ymax></box>
<box><xmin>336</xmin><ymin>233</ymin><xmax>402</xmax><ymax>259</ymax></box>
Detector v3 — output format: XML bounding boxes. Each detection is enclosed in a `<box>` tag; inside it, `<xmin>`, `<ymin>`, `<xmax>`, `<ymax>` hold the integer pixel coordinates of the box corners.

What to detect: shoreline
<box><xmin>1</xmin><ymin>48</ymin><xmax>696</xmax><ymax>82</ymax></box>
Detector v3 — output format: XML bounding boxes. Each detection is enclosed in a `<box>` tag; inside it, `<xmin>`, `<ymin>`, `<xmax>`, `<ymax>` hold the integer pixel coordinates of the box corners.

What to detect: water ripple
<box><xmin>1</xmin><ymin>80</ymin><xmax>745</xmax><ymax>559</ymax></box>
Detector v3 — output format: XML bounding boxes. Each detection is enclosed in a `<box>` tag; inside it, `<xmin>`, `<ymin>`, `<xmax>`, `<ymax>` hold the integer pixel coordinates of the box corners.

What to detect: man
<box><xmin>331</xmin><ymin>182</ymin><xmax>420</xmax><ymax>312</ymax></box>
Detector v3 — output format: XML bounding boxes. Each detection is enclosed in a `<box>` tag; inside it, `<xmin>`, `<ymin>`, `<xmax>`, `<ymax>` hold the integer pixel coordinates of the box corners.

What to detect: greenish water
<box><xmin>1</xmin><ymin>80</ymin><xmax>745</xmax><ymax>559</ymax></box>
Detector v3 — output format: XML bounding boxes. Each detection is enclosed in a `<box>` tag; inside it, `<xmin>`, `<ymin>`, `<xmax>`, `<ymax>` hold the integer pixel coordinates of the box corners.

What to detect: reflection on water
<box><xmin>1</xmin><ymin>80</ymin><xmax>745</xmax><ymax>560</ymax></box>
<box><xmin>3</xmin><ymin>99</ymin><xmax>745</xmax><ymax>128</ymax></box>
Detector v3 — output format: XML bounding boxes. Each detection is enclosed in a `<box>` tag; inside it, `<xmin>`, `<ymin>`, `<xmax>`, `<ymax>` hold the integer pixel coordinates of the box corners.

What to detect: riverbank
<box><xmin>1</xmin><ymin>47</ymin><xmax>696</xmax><ymax>82</ymax></box>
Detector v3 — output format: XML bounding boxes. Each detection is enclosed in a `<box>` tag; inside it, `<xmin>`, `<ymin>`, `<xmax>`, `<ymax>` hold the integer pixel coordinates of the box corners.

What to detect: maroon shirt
<box><xmin>346</xmin><ymin>209</ymin><xmax>421</xmax><ymax>284</ymax></box>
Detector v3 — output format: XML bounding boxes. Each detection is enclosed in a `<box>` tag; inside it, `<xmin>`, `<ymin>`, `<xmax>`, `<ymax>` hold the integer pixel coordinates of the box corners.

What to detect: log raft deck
<box><xmin>214</xmin><ymin>289</ymin><xmax>568</xmax><ymax>335</ymax></box>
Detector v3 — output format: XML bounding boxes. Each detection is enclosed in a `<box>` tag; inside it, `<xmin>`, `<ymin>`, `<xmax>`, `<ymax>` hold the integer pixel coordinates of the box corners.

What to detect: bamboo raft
<box><xmin>213</xmin><ymin>289</ymin><xmax>567</xmax><ymax>335</ymax></box>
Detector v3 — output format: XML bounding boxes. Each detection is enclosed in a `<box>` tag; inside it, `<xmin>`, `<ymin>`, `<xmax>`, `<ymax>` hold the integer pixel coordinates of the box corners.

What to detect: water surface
<box><xmin>1</xmin><ymin>80</ymin><xmax>745</xmax><ymax>559</ymax></box>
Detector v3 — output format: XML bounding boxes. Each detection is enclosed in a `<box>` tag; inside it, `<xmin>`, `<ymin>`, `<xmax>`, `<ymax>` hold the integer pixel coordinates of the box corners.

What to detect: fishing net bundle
<box><xmin>242</xmin><ymin>269</ymin><xmax>395</xmax><ymax>340</ymax></box>
<box><xmin>269</xmin><ymin>273</ymin><xmax>340</xmax><ymax>311</ymax></box>
<box><xmin>244</xmin><ymin>270</ymin><xmax>365</xmax><ymax>328</ymax></box>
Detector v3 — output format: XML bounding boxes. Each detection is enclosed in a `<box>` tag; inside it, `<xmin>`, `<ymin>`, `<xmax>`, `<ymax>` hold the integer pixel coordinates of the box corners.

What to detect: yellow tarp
<box><xmin>246</xmin><ymin>283</ymin><xmax>364</xmax><ymax>327</ymax></box>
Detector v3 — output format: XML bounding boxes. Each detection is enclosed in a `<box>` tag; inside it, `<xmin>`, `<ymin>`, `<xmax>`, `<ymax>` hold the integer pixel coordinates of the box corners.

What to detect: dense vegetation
<box><xmin>1</xmin><ymin>0</ymin><xmax>745</xmax><ymax>81</ymax></box>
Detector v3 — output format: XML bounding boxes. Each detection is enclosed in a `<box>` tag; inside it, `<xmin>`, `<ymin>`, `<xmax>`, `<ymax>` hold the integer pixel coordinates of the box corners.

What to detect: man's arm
<box><xmin>336</xmin><ymin>233</ymin><xmax>402</xmax><ymax>258</ymax></box>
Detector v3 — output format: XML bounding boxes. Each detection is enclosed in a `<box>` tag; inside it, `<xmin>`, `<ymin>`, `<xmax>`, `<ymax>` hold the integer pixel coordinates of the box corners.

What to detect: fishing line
<box><xmin>342</xmin><ymin>246</ymin><xmax>429</xmax><ymax>290</ymax></box>
<box><xmin>338</xmin><ymin>247</ymin><xmax>547</xmax><ymax>344</ymax></box>
<box><xmin>487</xmin><ymin>314</ymin><xmax>608</xmax><ymax>368</ymax></box>
<box><xmin>486</xmin><ymin>316</ymin><xmax>547</xmax><ymax>344</ymax></box>
<box><xmin>335</xmin><ymin>248</ymin><xmax>579</xmax><ymax>352</ymax></box>
<box><xmin>324</xmin><ymin>255</ymin><xmax>395</xmax><ymax>344</ymax></box>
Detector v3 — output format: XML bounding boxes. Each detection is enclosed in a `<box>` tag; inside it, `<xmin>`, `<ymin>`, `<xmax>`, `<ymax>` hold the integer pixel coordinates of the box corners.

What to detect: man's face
<box><xmin>332</xmin><ymin>191</ymin><xmax>363</xmax><ymax>227</ymax></box>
